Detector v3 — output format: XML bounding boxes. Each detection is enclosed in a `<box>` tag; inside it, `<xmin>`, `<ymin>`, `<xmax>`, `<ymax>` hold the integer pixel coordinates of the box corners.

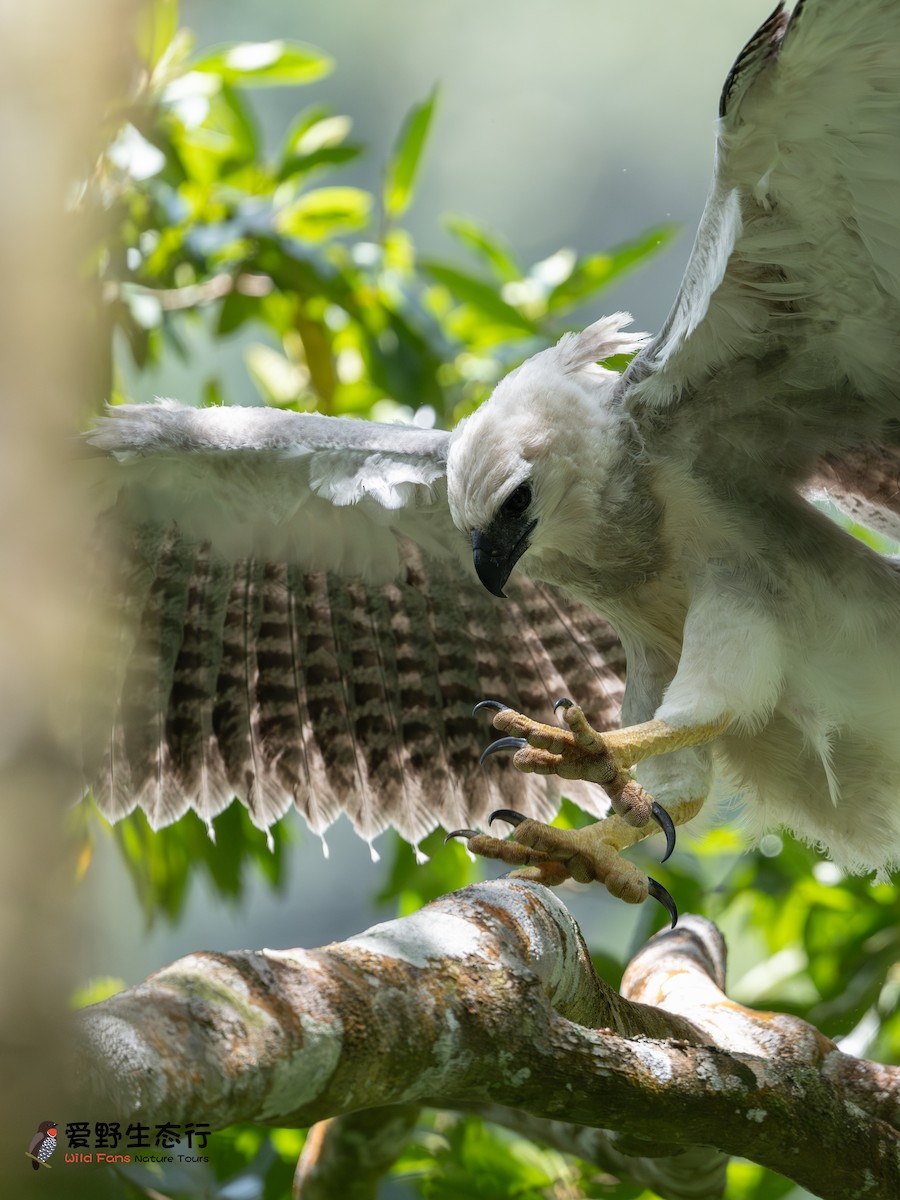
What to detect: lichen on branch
<box><xmin>76</xmin><ymin>879</ymin><xmax>900</xmax><ymax>1200</ymax></box>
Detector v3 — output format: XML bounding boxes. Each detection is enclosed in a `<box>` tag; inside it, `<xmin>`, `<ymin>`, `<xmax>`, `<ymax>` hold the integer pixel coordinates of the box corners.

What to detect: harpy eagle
<box><xmin>85</xmin><ymin>0</ymin><xmax>900</xmax><ymax>923</ymax></box>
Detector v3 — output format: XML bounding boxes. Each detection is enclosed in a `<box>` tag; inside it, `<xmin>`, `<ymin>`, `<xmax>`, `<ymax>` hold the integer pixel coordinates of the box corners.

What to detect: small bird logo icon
<box><xmin>26</xmin><ymin>1121</ymin><xmax>58</xmax><ymax>1170</ymax></box>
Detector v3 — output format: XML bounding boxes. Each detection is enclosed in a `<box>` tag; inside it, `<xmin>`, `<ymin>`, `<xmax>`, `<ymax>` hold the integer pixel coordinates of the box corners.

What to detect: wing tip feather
<box><xmin>719</xmin><ymin>2</ymin><xmax>788</xmax><ymax>119</ymax></box>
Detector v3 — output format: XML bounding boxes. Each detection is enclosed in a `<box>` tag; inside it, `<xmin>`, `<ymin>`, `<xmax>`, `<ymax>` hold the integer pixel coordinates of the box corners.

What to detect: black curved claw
<box><xmin>651</xmin><ymin>801</ymin><xmax>677</xmax><ymax>863</ymax></box>
<box><xmin>473</xmin><ymin>699</ymin><xmax>509</xmax><ymax>716</ymax></box>
<box><xmin>489</xmin><ymin>808</ymin><xmax>529</xmax><ymax>828</ymax></box>
<box><xmin>444</xmin><ymin>828</ymin><xmax>480</xmax><ymax>844</ymax></box>
<box><xmin>479</xmin><ymin>736</ymin><xmax>527</xmax><ymax>765</ymax></box>
<box><xmin>647</xmin><ymin>877</ymin><xmax>678</xmax><ymax>928</ymax></box>
<box><xmin>553</xmin><ymin>696</ymin><xmax>574</xmax><ymax>714</ymax></box>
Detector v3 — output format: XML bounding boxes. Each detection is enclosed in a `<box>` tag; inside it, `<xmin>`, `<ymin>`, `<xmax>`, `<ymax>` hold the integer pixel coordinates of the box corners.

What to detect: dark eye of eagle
<box><xmin>501</xmin><ymin>484</ymin><xmax>532</xmax><ymax>516</ymax></box>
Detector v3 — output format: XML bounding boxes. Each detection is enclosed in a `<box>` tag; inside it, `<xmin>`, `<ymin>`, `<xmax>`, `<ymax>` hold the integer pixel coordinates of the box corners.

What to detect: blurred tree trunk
<box><xmin>77</xmin><ymin>880</ymin><xmax>900</xmax><ymax>1200</ymax></box>
<box><xmin>0</xmin><ymin>1</ymin><xmax>132</xmax><ymax>1194</ymax></box>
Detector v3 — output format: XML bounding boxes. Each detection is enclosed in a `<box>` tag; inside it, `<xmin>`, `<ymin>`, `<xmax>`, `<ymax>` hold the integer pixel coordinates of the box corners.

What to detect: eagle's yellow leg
<box><xmin>453</xmin><ymin>700</ymin><xmax>729</xmax><ymax>922</ymax></box>
<box><xmin>463</xmin><ymin>795</ymin><xmax>704</xmax><ymax>898</ymax></box>
<box><xmin>490</xmin><ymin>700</ymin><xmax>728</xmax><ymax>781</ymax></box>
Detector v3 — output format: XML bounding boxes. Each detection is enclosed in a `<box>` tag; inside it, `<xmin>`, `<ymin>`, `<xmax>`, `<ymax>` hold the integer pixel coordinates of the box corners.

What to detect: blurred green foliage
<box><xmin>88</xmin><ymin>0</ymin><xmax>673</xmax><ymax>428</ymax></box>
<box><xmin>83</xmin><ymin>3</ymin><xmax>897</xmax><ymax>1200</ymax></box>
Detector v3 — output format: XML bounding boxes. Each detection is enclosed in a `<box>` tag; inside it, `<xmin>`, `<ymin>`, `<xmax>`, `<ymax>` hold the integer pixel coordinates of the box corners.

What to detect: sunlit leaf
<box><xmin>70</xmin><ymin>977</ymin><xmax>125</xmax><ymax>1010</ymax></box>
<box><xmin>285</xmin><ymin>111</ymin><xmax>353</xmax><ymax>157</ymax></box>
<box><xmin>546</xmin><ymin>224</ymin><xmax>678</xmax><ymax>312</ymax></box>
<box><xmin>530</xmin><ymin>247</ymin><xmax>576</xmax><ymax>291</ymax></box>
<box><xmin>191</xmin><ymin>40</ymin><xmax>333</xmax><ymax>87</ymax></box>
<box><xmin>444</xmin><ymin>214</ymin><xmax>521</xmax><ymax>282</ymax></box>
<box><xmin>384</xmin><ymin>85</ymin><xmax>439</xmax><ymax>218</ymax></box>
<box><xmin>811</xmin><ymin>495</ymin><xmax>900</xmax><ymax>554</ymax></box>
<box><xmin>106</xmin><ymin>123</ymin><xmax>167</xmax><ymax>181</ymax></box>
<box><xmin>726</xmin><ymin>1159</ymin><xmax>797</xmax><ymax>1199</ymax></box>
<box><xmin>170</xmin><ymin>83</ymin><xmax>259</xmax><ymax>184</ymax></box>
<box><xmin>202</xmin><ymin>378</ymin><xmax>224</xmax><ymax>407</ymax></box>
<box><xmin>417</xmin><ymin>1116</ymin><xmax>577</xmax><ymax>1200</ymax></box>
<box><xmin>423</xmin><ymin>260</ymin><xmax>538</xmax><ymax>334</ymax></box>
<box><xmin>258</xmin><ymin>291</ymin><xmax>300</xmax><ymax>337</ymax></box>
<box><xmin>279</xmin><ymin>103</ymin><xmax>330</xmax><ymax>154</ymax></box>
<box><xmin>384</xmin><ymin>227</ymin><xmax>415</xmax><ymax>272</ymax></box>
<box><xmin>332</xmin><ymin>378</ymin><xmax>383</xmax><ymax>415</ymax></box>
<box><xmin>142</xmin><ymin>225</ymin><xmax>186</xmax><ymax>277</ymax></box>
<box><xmin>217</xmin><ymin>84</ymin><xmax>259</xmax><ymax>161</ymax></box>
<box><xmin>552</xmin><ymin>797</ymin><xmax>597</xmax><ymax>830</ymax></box>
<box><xmin>245</xmin><ymin>342</ymin><xmax>310</xmax><ymax>404</ymax></box>
<box><xmin>136</xmin><ymin>0</ymin><xmax>179</xmax><ymax>72</ymax></box>
<box><xmin>277</xmin><ymin>107</ymin><xmax>362</xmax><ymax>181</ymax></box>
<box><xmin>276</xmin><ymin>186</ymin><xmax>372</xmax><ymax>241</ymax></box>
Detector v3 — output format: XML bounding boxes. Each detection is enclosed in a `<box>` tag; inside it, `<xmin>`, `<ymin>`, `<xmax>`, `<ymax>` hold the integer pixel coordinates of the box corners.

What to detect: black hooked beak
<box><xmin>471</xmin><ymin>521</ymin><xmax>536</xmax><ymax>598</ymax></box>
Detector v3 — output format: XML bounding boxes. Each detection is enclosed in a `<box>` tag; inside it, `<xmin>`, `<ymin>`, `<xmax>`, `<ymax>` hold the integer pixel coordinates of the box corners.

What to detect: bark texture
<box><xmin>76</xmin><ymin>879</ymin><xmax>900</xmax><ymax>1200</ymax></box>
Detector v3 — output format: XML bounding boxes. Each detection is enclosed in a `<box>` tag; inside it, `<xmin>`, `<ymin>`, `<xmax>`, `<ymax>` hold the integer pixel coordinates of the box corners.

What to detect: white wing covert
<box><xmin>85</xmin><ymin>402</ymin><xmax>624</xmax><ymax>845</ymax></box>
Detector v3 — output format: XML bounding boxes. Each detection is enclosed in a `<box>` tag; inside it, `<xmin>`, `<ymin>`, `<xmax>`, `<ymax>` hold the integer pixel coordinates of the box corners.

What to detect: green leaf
<box><xmin>444</xmin><ymin>214</ymin><xmax>521</xmax><ymax>282</ymax></box>
<box><xmin>423</xmin><ymin>260</ymin><xmax>538</xmax><ymax>334</ymax></box>
<box><xmin>191</xmin><ymin>40</ymin><xmax>333</xmax><ymax>88</ymax></box>
<box><xmin>136</xmin><ymin>0</ymin><xmax>179</xmax><ymax>72</ymax></box>
<box><xmin>277</xmin><ymin>107</ymin><xmax>362</xmax><ymax>181</ymax></box>
<box><xmin>277</xmin><ymin>108</ymin><xmax>361</xmax><ymax>180</ymax></box>
<box><xmin>217</xmin><ymin>83</ymin><xmax>260</xmax><ymax>162</ymax></box>
<box><xmin>283</xmin><ymin>109</ymin><xmax>353</xmax><ymax>157</ymax></box>
<box><xmin>725</xmin><ymin>1159</ymin><xmax>798</xmax><ymax>1199</ymax></box>
<box><xmin>278</xmin><ymin>144</ymin><xmax>361</xmax><ymax>183</ymax></box>
<box><xmin>418</xmin><ymin>1117</ymin><xmax>575</xmax><ymax>1200</ymax></box>
<box><xmin>384</xmin><ymin>85</ymin><xmax>439</xmax><ymax>218</ymax></box>
<box><xmin>245</xmin><ymin>342</ymin><xmax>309</xmax><ymax>404</ymax></box>
<box><xmin>106</xmin><ymin>802</ymin><xmax>290</xmax><ymax>925</ymax></box>
<box><xmin>170</xmin><ymin>82</ymin><xmax>259</xmax><ymax>184</ymax></box>
<box><xmin>70</xmin><ymin>977</ymin><xmax>126</xmax><ymax>1010</ymax></box>
<box><xmin>377</xmin><ymin>829</ymin><xmax>477</xmax><ymax>914</ymax></box>
<box><xmin>553</xmin><ymin>797</ymin><xmax>597</xmax><ymax>830</ymax></box>
<box><xmin>360</xmin><ymin>306</ymin><xmax>445</xmax><ymax>411</ymax></box>
<box><xmin>202</xmin><ymin>378</ymin><xmax>224</xmax><ymax>407</ymax></box>
<box><xmin>217</xmin><ymin>290</ymin><xmax>257</xmax><ymax>336</ymax></box>
<box><xmin>275</xmin><ymin>187</ymin><xmax>372</xmax><ymax>242</ymax></box>
<box><xmin>546</xmin><ymin>223</ymin><xmax>678</xmax><ymax>313</ymax></box>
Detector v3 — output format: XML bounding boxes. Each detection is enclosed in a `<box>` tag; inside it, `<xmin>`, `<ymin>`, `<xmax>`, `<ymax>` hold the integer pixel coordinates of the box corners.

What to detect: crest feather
<box><xmin>556</xmin><ymin>313</ymin><xmax>649</xmax><ymax>374</ymax></box>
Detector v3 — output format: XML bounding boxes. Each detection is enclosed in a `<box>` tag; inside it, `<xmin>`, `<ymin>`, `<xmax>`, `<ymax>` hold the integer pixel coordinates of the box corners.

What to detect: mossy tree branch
<box><xmin>76</xmin><ymin>880</ymin><xmax>900</xmax><ymax>1200</ymax></box>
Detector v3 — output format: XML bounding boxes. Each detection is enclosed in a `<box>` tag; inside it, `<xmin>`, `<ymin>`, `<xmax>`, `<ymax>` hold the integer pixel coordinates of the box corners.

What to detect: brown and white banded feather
<box><xmin>811</xmin><ymin>443</ymin><xmax>900</xmax><ymax>544</ymax></box>
<box><xmin>85</xmin><ymin>475</ymin><xmax>624</xmax><ymax>846</ymax></box>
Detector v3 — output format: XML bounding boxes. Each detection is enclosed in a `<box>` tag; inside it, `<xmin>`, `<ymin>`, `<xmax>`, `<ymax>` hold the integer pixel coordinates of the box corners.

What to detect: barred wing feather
<box><xmin>85</xmin><ymin>402</ymin><xmax>624</xmax><ymax>844</ymax></box>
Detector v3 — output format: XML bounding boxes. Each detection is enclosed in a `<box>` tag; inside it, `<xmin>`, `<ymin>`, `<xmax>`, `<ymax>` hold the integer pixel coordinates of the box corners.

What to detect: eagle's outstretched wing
<box><xmin>84</xmin><ymin>402</ymin><xmax>623</xmax><ymax>844</ymax></box>
<box><xmin>624</xmin><ymin>0</ymin><xmax>900</xmax><ymax>535</ymax></box>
